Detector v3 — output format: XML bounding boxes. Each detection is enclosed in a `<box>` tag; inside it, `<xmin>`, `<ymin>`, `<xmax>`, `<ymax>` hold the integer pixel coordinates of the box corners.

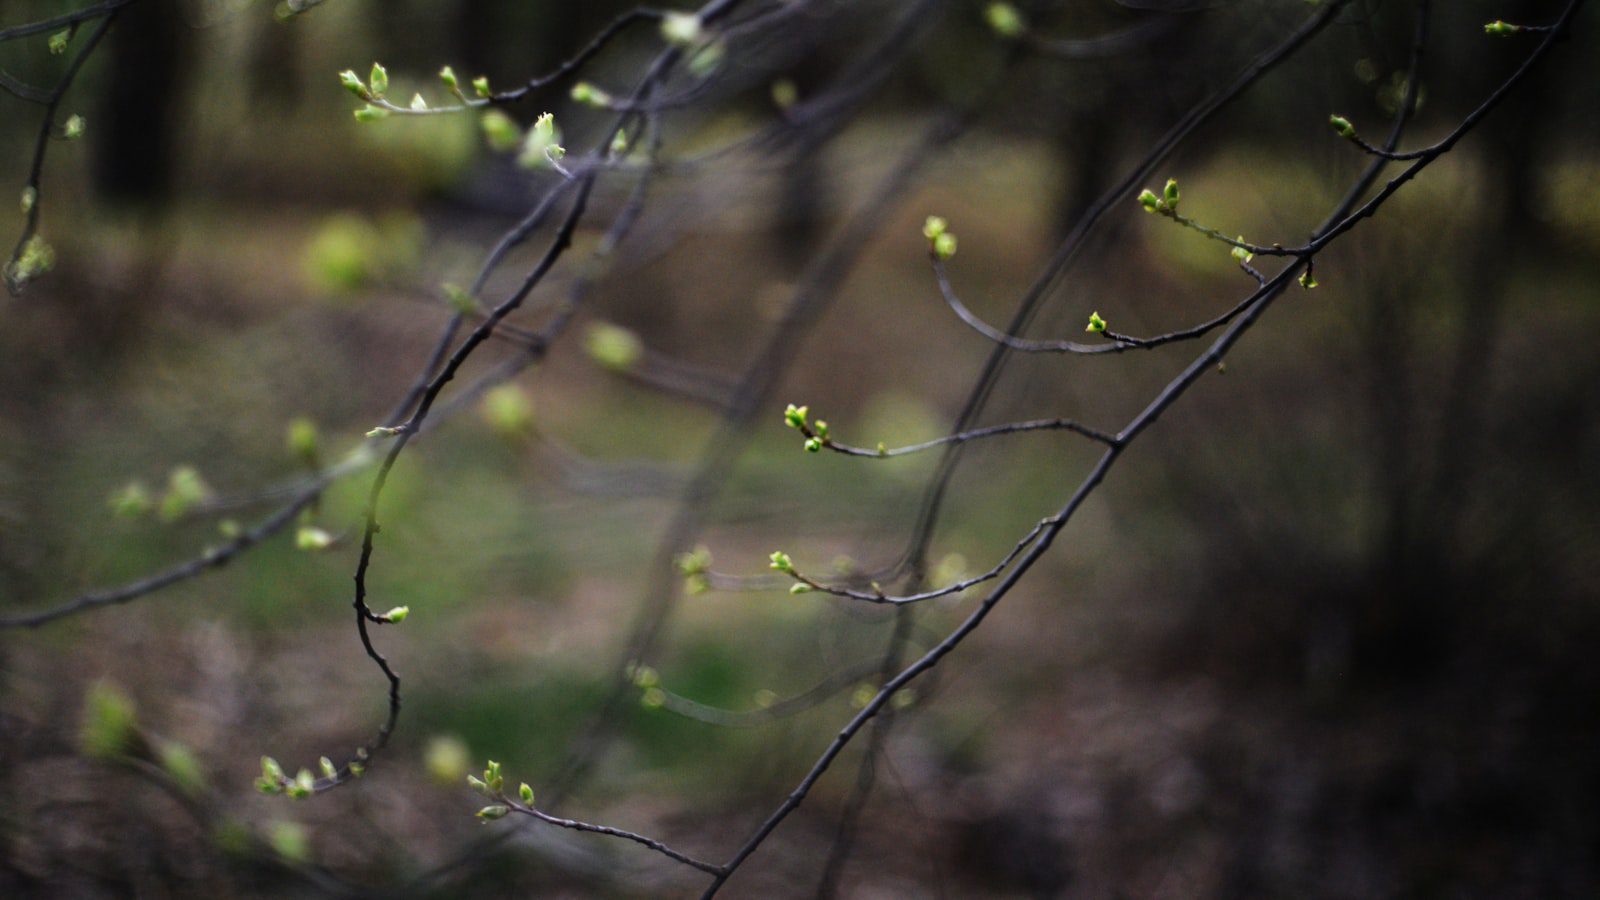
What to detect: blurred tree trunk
<box><xmin>91</xmin><ymin>0</ymin><xmax>190</xmax><ymax>207</ymax></box>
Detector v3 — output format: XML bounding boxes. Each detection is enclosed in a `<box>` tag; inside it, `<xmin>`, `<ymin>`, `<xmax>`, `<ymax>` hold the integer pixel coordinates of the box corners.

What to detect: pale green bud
<box><xmin>472</xmin><ymin>76</ymin><xmax>491</xmax><ymax>99</ymax></box>
<box><xmin>480</xmin><ymin>384</ymin><xmax>534</xmax><ymax>437</ymax></box>
<box><xmin>479</xmin><ymin>109</ymin><xmax>522</xmax><ymax>152</ymax></box>
<box><xmin>519</xmin><ymin>783</ymin><xmax>535</xmax><ymax>804</ymax></box>
<box><xmin>771</xmin><ymin>79</ymin><xmax>798</xmax><ymax>110</ymax></box>
<box><xmin>789</xmin><ymin>583</ymin><xmax>812</xmax><ymax>595</ymax></box>
<box><xmin>295</xmin><ymin>525</ymin><xmax>333</xmax><ymax>552</ymax></box>
<box><xmin>584</xmin><ymin>321</ymin><xmax>643</xmax><ymax>371</ymax></box>
<box><xmin>366</xmin><ymin>425</ymin><xmax>404</xmax><ymax>437</ymax></box>
<box><xmin>353</xmin><ymin>104</ymin><xmax>389</xmax><ymax>123</ymax></box>
<box><xmin>804</xmin><ymin>437</ymin><xmax>822</xmax><ymax>452</ymax></box>
<box><xmin>660</xmin><ymin>12</ymin><xmax>704</xmax><ymax>47</ymax></box>
<box><xmin>339</xmin><ymin>69</ymin><xmax>369</xmax><ymax>100</ymax></box>
<box><xmin>1484</xmin><ymin>20</ymin><xmax>1520</xmax><ymax>36</ymax></box>
<box><xmin>63</xmin><ymin>115</ymin><xmax>85</xmax><ymax>140</ymax></box>
<box><xmin>1329</xmin><ymin>114</ymin><xmax>1356</xmax><ymax>139</ymax></box>
<box><xmin>319</xmin><ymin>756</ymin><xmax>338</xmax><ymax>779</ymax></box>
<box><xmin>79</xmin><ymin>682</ymin><xmax>137</xmax><ymax>759</ymax></box>
<box><xmin>784</xmin><ymin>404</ymin><xmax>809</xmax><ymax>430</ymax></box>
<box><xmin>477</xmin><ymin>804</ymin><xmax>511</xmax><ymax>820</ymax></box>
<box><xmin>287</xmin><ymin>417</ymin><xmax>319</xmax><ymax>465</ymax></box>
<box><xmin>109</xmin><ymin>481</ymin><xmax>153</xmax><ymax>518</ymax></box>
<box><xmin>383</xmin><ymin>606</ymin><xmax>409</xmax><ymax>623</ymax></box>
<box><xmin>1231</xmin><ymin>239</ymin><xmax>1253</xmax><ymax>264</ymax></box>
<box><xmin>570</xmin><ymin>82</ymin><xmax>611</xmax><ymax>107</ymax></box>
<box><xmin>769</xmin><ymin>550</ymin><xmax>795</xmax><ymax>573</ymax></box>
<box><xmin>439</xmin><ymin>66</ymin><xmax>460</xmax><ymax>94</ymax></box>
<box><xmin>922</xmin><ymin>215</ymin><xmax>948</xmax><ymax>240</ymax></box>
<box><xmin>48</xmin><ymin>29</ymin><xmax>70</xmax><ymax>55</ymax></box>
<box><xmin>409</xmin><ymin>93</ymin><xmax>428</xmax><ymax>112</ymax></box>
<box><xmin>368</xmin><ymin>62</ymin><xmax>389</xmax><ymax>99</ymax></box>
<box><xmin>20</xmin><ymin>186</ymin><xmax>36</xmax><ymax>215</ymax></box>
<box><xmin>1085</xmin><ymin>311</ymin><xmax>1108</xmax><ymax>333</ymax></box>
<box><xmin>985</xmin><ymin>3</ymin><xmax>1026</xmax><ymax>39</ymax></box>
<box><xmin>1162</xmin><ymin>178</ymin><xmax>1180</xmax><ymax>208</ymax></box>
<box><xmin>932</xmin><ymin>231</ymin><xmax>958</xmax><ymax>260</ymax></box>
<box><xmin>1138</xmin><ymin>189</ymin><xmax>1161</xmax><ymax>213</ymax></box>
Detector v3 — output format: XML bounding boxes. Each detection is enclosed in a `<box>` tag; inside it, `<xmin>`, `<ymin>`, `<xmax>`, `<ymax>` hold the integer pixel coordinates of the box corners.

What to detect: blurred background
<box><xmin>2</xmin><ymin>0</ymin><xmax>1599</xmax><ymax>896</ymax></box>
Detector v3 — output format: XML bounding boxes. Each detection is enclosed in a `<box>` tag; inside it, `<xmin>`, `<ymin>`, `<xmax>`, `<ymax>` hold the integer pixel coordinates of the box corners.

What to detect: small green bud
<box><xmin>63</xmin><ymin>114</ymin><xmax>85</xmax><ymax>140</ymax></box>
<box><xmin>319</xmin><ymin>756</ymin><xmax>338</xmax><ymax>779</ymax></box>
<box><xmin>109</xmin><ymin>481</ymin><xmax>153</xmax><ymax>518</ymax></box>
<box><xmin>675</xmin><ymin>546</ymin><xmax>712</xmax><ymax>576</ymax></box>
<box><xmin>1085</xmin><ymin>311</ymin><xmax>1108</xmax><ymax>334</ymax></box>
<box><xmin>483</xmin><ymin>760</ymin><xmax>503</xmax><ymax>793</ymax></box>
<box><xmin>218</xmin><ymin>518</ymin><xmax>242</xmax><ymax>539</ymax></box>
<box><xmin>444</xmin><ymin>283</ymin><xmax>477</xmax><ymax>315</ymax></box>
<box><xmin>1484</xmin><ymin>20</ymin><xmax>1520</xmax><ymax>36</ymax></box>
<box><xmin>922</xmin><ymin>215</ymin><xmax>947</xmax><ymax>240</ymax></box>
<box><xmin>640</xmin><ymin>687</ymin><xmax>666</xmax><ymax>708</ymax></box>
<box><xmin>472</xmin><ymin>76</ymin><xmax>492</xmax><ymax>99</ymax></box>
<box><xmin>353</xmin><ymin>104</ymin><xmax>389</xmax><ymax>123</ymax></box>
<box><xmin>519</xmin><ymin>783</ymin><xmax>534</xmax><ymax>804</ymax></box>
<box><xmin>584</xmin><ymin>321</ymin><xmax>644</xmax><ymax>372</ymax></box>
<box><xmin>784</xmin><ymin>404</ymin><xmax>809</xmax><ymax>430</ymax></box>
<box><xmin>770</xmin><ymin>79</ymin><xmax>798</xmax><ymax>110</ymax></box>
<box><xmin>366</xmin><ymin>425</ymin><xmax>404</xmax><ymax>437</ymax></box>
<box><xmin>789</xmin><ymin>583</ymin><xmax>813</xmax><ymax>595</ymax></box>
<box><xmin>1329</xmin><ymin>114</ymin><xmax>1356</xmax><ymax>139</ymax></box>
<box><xmin>850</xmin><ymin>683</ymin><xmax>875</xmax><ymax>710</ymax></box>
<box><xmin>20</xmin><ymin>186</ymin><xmax>36</xmax><ymax>215</ymax></box>
<box><xmin>1231</xmin><ymin>239</ymin><xmax>1253</xmax><ymax>264</ymax></box>
<box><xmin>1299</xmin><ymin>270</ymin><xmax>1319</xmax><ymax>289</ymax></box>
<box><xmin>287</xmin><ymin>768</ymin><xmax>315</xmax><ymax>799</ymax></box>
<box><xmin>687</xmin><ymin>37</ymin><xmax>725</xmax><ymax>77</ymax></box>
<box><xmin>804</xmin><ymin>437</ymin><xmax>822</xmax><ymax>452</ymax></box>
<box><xmin>479</xmin><ymin>109</ymin><xmax>522</xmax><ymax>152</ymax></box>
<box><xmin>80</xmin><ymin>682</ymin><xmax>137</xmax><ymax>759</ymax></box>
<box><xmin>255</xmin><ymin>775</ymin><xmax>284</xmax><ymax>794</ymax></box>
<box><xmin>570</xmin><ymin>82</ymin><xmax>611</xmax><ymax>107</ymax></box>
<box><xmin>466</xmin><ymin>774</ymin><xmax>489</xmax><ymax>793</ymax></box>
<box><xmin>339</xmin><ymin>69</ymin><xmax>369</xmax><ymax>100</ymax></box>
<box><xmin>517</xmin><ymin>112</ymin><xmax>564</xmax><ymax>170</ymax></box>
<box><xmin>439</xmin><ymin>66</ymin><xmax>460</xmax><ymax>94</ymax></box>
<box><xmin>383</xmin><ymin>606</ymin><xmax>409</xmax><ymax>623</ymax></box>
<box><xmin>287</xmin><ymin>417</ymin><xmax>319</xmax><ymax>466</ymax></box>
<box><xmin>932</xmin><ymin>231</ymin><xmax>958</xmax><ymax>260</ymax></box>
<box><xmin>48</xmin><ymin>29</ymin><xmax>70</xmax><ymax>55</ymax></box>
<box><xmin>609</xmin><ymin>130</ymin><xmax>630</xmax><ymax>155</ymax></box>
<box><xmin>262</xmin><ymin>756</ymin><xmax>286</xmax><ymax>783</ymax></box>
<box><xmin>295</xmin><ymin>525</ymin><xmax>333</xmax><ymax>551</ymax></box>
<box><xmin>876</xmin><ymin>442</ymin><xmax>888</xmax><ymax>456</ymax></box>
<box><xmin>348</xmin><ymin>762</ymin><xmax>365</xmax><ymax>778</ymax></box>
<box><xmin>409</xmin><ymin>93</ymin><xmax>428</xmax><ymax>112</ymax></box>
<box><xmin>159</xmin><ymin>466</ymin><xmax>211</xmax><ymax>522</ymax></box>
<box><xmin>1162</xmin><ymin>178</ymin><xmax>1180</xmax><ymax>208</ymax></box>
<box><xmin>660</xmin><ymin>12</ymin><xmax>704</xmax><ymax>47</ymax></box>
<box><xmin>891</xmin><ymin>689</ymin><xmax>916</xmax><ymax>710</ymax></box>
<box><xmin>684</xmin><ymin>573</ymin><xmax>710</xmax><ymax>595</ymax></box>
<box><xmin>481</xmin><ymin>383</ymin><xmax>534</xmax><ymax>438</ymax></box>
<box><xmin>769</xmin><ymin>550</ymin><xmax>794</xmax><ymax>573</ymax></box>
<box><xmin>630</xmin><ymin>665</ymin><xmax>660</xmax><ymax>688</ymax></box>
<box><xmin>1138</xmin><ymin>189</ymin><xmax>1161</xmax><ymax>213</ymax></box>
<box><xmin>985</xmin><ymin>3</ymin><xmax>1026</xmax><ymax>39</ymax></box>
<box><xmin>268</xmin><ymin>821</ymin><xmax>310</xmax><ymax>863</ymax></box>
<box><xmin>477</xmin><ymin>804</ymin><xmax>510</xmax><ymax>821</ymax></box>
<box><xmin>813</xmin><ymin>420</ymin><xmax>829</xmax><ymax>439</ymax></box>
<box><xmin>368</xmin><ymin>62</ymin><xmax>389</xmax><ymax>99</ymax></box>
<box><xmin>424</xmin><ymin>734</ymin><xmax>470</xmax><ymax>785</ymax></box>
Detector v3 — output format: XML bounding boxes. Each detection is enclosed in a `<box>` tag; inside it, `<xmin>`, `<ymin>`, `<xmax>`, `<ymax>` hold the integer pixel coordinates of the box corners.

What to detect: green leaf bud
<box><xmin>1299</xmin><ymin>270</ymin><xmax>1319</xmax><ymax>289</ymax></box>
<box><xmin>20</xmin><ymin>186</ymin><xmax>37</xmax><ymax>214</ymax></box>
<box><xmin>804</xmin><ymin>437</ymin><xmax>822</xmax><ymax>452</ymax></box>
<box><xmin>287</xmin><ymin>417</ymin><xmax>319</xmax><ymax>466</ymax></box>
<box><xmin>769</xmin><ymin>550</ymin><xmax>794</xmax><ymax>573</ymax></box>
<box><xmin>109</xmin><ymin>481</ymin><xmax>153</xmax><ymax>518</ymax></box>
<box><xmin>517</xmin><ymin>113</ymin><xmax>564</xmax><ymax>170</ymax></box>
<box><xmin>287</xmin><ymin>768</ymin><xmax>315</xmax><ymax>798</ymax></box>
<box><xmin>770</xmin><ymin>79</ymin><xmax>798</xmax><ymax>111</ymax></box>
<box><xmin>295</xmin><ymin>525</ymin><xmax>333</xmax><ymax>552</ymax></box>
<box><xmin>570</xmin><ymin>82</ymin><xmax>611</xmax><ymax>107</ymax></box>
<box><xmin>159</xmin><ymin>466</ymin><xmax>212</xmax><ymax>522</ymax></box>
<box><xmin>366</xmin><ymin>425</ymin><xmax>404</xmax><ymax>437</ymax></box>
<box><xmin>262</xmin><ymin>756</ymin><xmax>286</xmax><ymax>783</ymax></box>
<box><xmin>660</xmin><ymin>12</ymin><xmax>704</xmax><ymax>47</ymax></box>
<box><xmin>922</xmin><ymin>215</ymin><xmax>947</xmax><ymax>240</ymax></box>
<box><xmin>1329</xmin><ymin>114</ymin><xmax>1356</xmax><ymax>139</ymax></box>
<box><xmin>675</xmin><ymin>546</ymin><xmax>713</xmax><ymax>576</ymax></box>
<box><xmin>409</xmin><ymin>93</ymin><xmax>428</xmax><ymax>111</ymax></box>
<box><xmin>319</xmin><ymin>756</ymin><xmax>338</xmax><ymax>778</ymax></box>
<box><xmin>1138</xmin><ymin>189</ymin><xmax>1161</xmax><ymax>213</ymax></box>
<box><xmin>480</xmin><ymin>383</ymin><xmax>534</xmax><ymax>438</ymax></box>
<box><xmin>477</xmin><ymin>804</ymin><xmax>510</xmax><ymax>821</ymax></box>
<box><xmin>1231</xmin><ymin>238</ymin><xmax>1253</xmax><ymax>264</ymax></box>
<box><xmin>466</xmin><ymin>774</ymin><xmax>488</xmax><ymax>793</ymax></box>
<box><xmin>339</xmin><ymin>69</ymin><xmax>369</xmax><ymax>100</ymax></box>
<box><xmin>789</xmin><ymin>583</ymin><xmax>813</xmax><ymax>595</ymax></box>
<box><xmin>784</xmin><ymin>404</ymin><xmax>809</xmax><ymax>430</ymax></box>
<box><xmin>479</xmin><ymin>109</ymin><xmax>522</xmax><ymax>153</ymax></box>
<box><xmin>439</xmin><ymin>66</ymin><xmax>460</xmax><ymax>95</ymax></box>
<box><xmin>519</xmin><ymin>783</ymin><xmax>535</xmax><ymax>804</ymax></box>
<box><xmin>584</xmin><ymin>321</ymin><xmax>644</xmax><ymax>372</ymax></box>
<box><xmin>985</xmin><ymin>3</ymin><xmax>1026</xmax><ymax>39</ymax></box>
<box><xmin>1085</xmin><ymin>311</ymin><xmax>1108</xmax><ymax>333</ymax></box>
<box><xmin>640</xmin><ymin>686</ymin><xmax>666</xmax><ymax>708</ymax></box>
<box><xmin>79</xmin><ymin>681</ymin><xmax>137</xmax><ymax>759</ymax></box>
<box><xmin>269</xmin><ymin>821</ymin><xmax>309</xmax><ymax>862</ymax></box>
<box><xmin>63</xmin><ymin>114</ymin><xmax>85</xmax><ymax>140</ymax></box>
<box><xmin>1484</xmin><ymin>20</ymin><xmax>1520</xmax><ymax>36</ymax></box>
<box><xmin>472</xmin><ymin>76</ymin><xmax>492</xmax><ymax>99</ymax></box>
<box><xmin>368</xmin><ymin>62</ymin><xmax>389</xmax><ymax>99</ymax></box>
<box><xmin>48</xmin><ymin>29</ymin><xmax>70</xmax><ymax>55</ymax></box>
<box><xmin>1162</xmin><ymin>178</ymin><xmax>1180</xmax><ymax>208</ymax></box>
<box><xmin>383</xmin><ymin>606</ymin><xmax>409</xmax><ymax>623</ymax></box>
<box><xmin>353</xmin><ymin>104</ymin><xmax>389</xmax><ymax>123</ymax></box>
<box><xmin>932</xmin><ymin>231</ymin><xmax>958</xmax><ymax>260</ymax></box>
